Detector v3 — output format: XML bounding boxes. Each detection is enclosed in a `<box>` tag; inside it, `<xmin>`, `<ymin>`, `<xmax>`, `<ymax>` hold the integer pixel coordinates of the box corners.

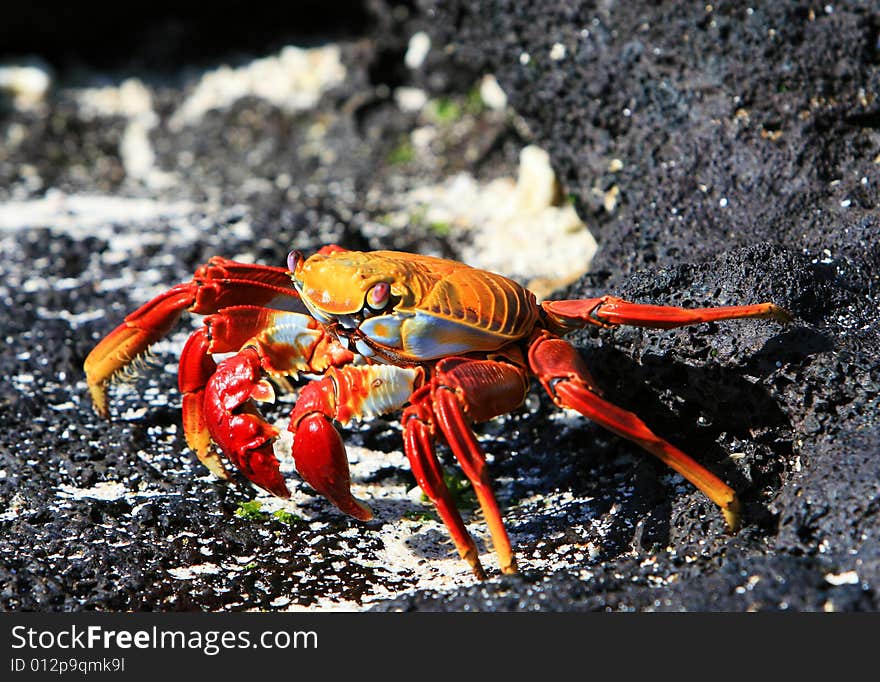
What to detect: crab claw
<box><xmin>291</xmin><ymin>413</ymin><xmax>372</xmax><ymax>521</ymax></box>
<box><xmin>204</xmin><ymin>348</ymin><xmax>289</xmax><ymax>498</ymax></box>
<box><xmin>85</xmin><ymin>284</ymin><xmax>197</xmax><ymax>416</ymax></box>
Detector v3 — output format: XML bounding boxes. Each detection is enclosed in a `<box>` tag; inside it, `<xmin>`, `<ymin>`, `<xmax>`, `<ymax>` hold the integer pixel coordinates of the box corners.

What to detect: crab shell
<box><xmin>290</xmin><ymin>250</ymin><xmax>540</xmax><ymax>363</ymax></box>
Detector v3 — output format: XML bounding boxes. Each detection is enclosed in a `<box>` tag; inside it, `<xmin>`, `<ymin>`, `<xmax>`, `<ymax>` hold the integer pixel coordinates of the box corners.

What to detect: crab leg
<box><xmin>543</xmin><ymin>295</ymin><xmax>791</xmax><ymax>333</ymax></box>
<box><xmin>85</xmin><ymin>283</ymin><xmax>197</xmax><ymax>416</ymax></box>
<box><xmin>287</xmin><ymin>364</ymin><xmax>423</xmax><ymax>520</ymax></box>
<box><xmin>432</xmin><ymin>389</ymin><xmax>516</xmax><ymax>574</ymax></box>
<box><xmin>85</xmin><ymin>257</ymin><xmax>298</xmax><ymax>416</ymax></box>
<box><xmin>528</xmin><ymin>331</ymin><xmax>741</xmax><ymax>530</ymax></box>
<box><xmin>206</xmin><ymin>346</ymin><xmax>289</xmax><ymax>497</ymax></box>
<box><xmin>177</xmin><ymin>305</ymin><xmax>346</xmax><ymax>481</ymax></box>
<box><xmin>178</xmin><ymin>326</ymin><xmax>229</xmax><ymax>479</ymax></box>
<box><xmin>402</xmin><ymin>395</ymin><xmax>486</xmax><ymax>578</ymax></box>
<box><xmin>427</xmin><ymin>357</ymin><xmax>530</xmax><ymax>575</ymax></box>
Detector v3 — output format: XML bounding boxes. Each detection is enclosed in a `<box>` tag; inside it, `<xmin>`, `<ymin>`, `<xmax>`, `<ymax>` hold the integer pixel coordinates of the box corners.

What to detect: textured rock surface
<box><xmin>1</xmin><ymin>1</ymin><xmax>878</xmax><ymax>611</ymax></box>
<box><xmin>373</xmin><ymin>0</ymin><xmax>880</xmax><ymax>611</ymax></box>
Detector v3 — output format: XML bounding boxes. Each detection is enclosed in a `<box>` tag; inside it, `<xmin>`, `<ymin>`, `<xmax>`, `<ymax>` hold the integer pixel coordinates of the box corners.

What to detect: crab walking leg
<box><xmin>288</xmin><ymin>364</ymin><xmax>424</xmax><ymax>521</ymax></box>
<box><xmin>432</xmin><ymin>389</ymin><xmax>516</xmax><ymax>574</ymax></box>
<box><xmin>85</xmin><ymin>257</ymin><xmax>299</xmax><ymax>417</ymax></box>
<box><xmin>401</xmin><ymin>395</ymin><xmax>486</xmax><ymax>579</ymax></box>
<box><xmin>543</xmin><ymin>295</ymin><xmax>792</xmax><ymax>333</ymax></box>
<box><xmin>178</xmin><ymin>327</ymin><xmax>228</xmax><ymax>479</ymax></box>
<box><xmin>429</xmin><ymin>357</ymin><xmax>531</xmax><ymax>575</ymax></box>
<box><xmin>528</xmin><ymin>331</ymin><xmax>741</xmax><ymax>530</ymax></box>
<box><xmin>201</xmin><ymin>310</ymin><xmax>354</xmax><ymax>497</ymax></box>
<box><xmin>85</xmin><ymin>283</ymin><xmax>196</xmax><ymax>416</ymax></box>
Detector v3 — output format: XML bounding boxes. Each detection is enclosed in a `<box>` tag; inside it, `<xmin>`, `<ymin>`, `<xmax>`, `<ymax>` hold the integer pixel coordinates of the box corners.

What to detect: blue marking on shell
<box><xmin>266</xmin><ymin>293</ymin><xmax>308</xmax><ymax>315</ymax></box>
<box><xmin>359</xmin><ymin>310</ymin><xmax>513</xmax><ymax>361</ymax></box>
<box><xmin>358</xmin><ymin>313</ymin><xmax>406</xmax><ymax>348</ymax></box>
<box><xmin>402</xmin><ymin>311</ymin><xmax>506</xmax><ymax>359</ymax></box>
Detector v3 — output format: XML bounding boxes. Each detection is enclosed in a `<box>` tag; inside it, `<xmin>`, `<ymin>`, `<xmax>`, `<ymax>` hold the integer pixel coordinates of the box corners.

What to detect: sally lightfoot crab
<box><xmin>84</xmin><ymin>246</ymin><xmax>791</xmax><ymax>578</ymax></box>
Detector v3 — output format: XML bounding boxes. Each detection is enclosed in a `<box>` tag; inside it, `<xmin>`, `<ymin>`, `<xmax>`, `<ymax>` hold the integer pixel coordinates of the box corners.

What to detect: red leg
<box><xmin>402</xmin><ymin>395</ymin><xmax>486</xmax><ymax>579</ymax></box>
<box><xmin>291</xmin><ymin>412</ymin><xmax>372</xmax><ymax>520</ymax></box>
<box><xmin>528</xmin><ymin>331</ymin><xmax>741</xmax><ymax>530</ymax></box>
<box><xmin>432</xmin><ymin>388</ymin><xmax>516</xmax><ymax>574</ymax></box>
<box><xmin>85</xmin><ymin>257</ymin><xmax>299</xmax><ymax>416</ymax></box>
<box><xmin>176</xmin><ymin>306</ymin><xmax>344</xmax><ymax>482</ymax></box>
<box><xmin>178</xmin><ymin>327</ymin><xmax>230</xmax><ymax>480</ymax></box>
<box><xmin>543</xmin><ymin>295</ymin><xmax>791</xmax><ymax>333</ymax></box>
<box><xmin>429</xmin><ymin>357</ymin><xmax>531</xmax><ymax>575</ymax></box>
<box><xmin>286</xmin><ymin>364</ymin><xmax>423</xmax><ymax>520</ymax></box>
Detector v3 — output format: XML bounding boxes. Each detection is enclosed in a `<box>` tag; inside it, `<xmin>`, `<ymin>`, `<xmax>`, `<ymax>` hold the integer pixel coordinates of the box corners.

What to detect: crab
<box><xmin>84</xmin><ymin>246</ymin><xmax>791</xmax><ymax>578</ymax></box>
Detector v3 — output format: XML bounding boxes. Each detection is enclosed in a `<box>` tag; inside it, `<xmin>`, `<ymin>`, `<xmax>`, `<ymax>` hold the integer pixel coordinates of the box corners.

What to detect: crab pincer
<box><xmin>285</xmin><ymin>365</ymin><xmax>422</xmax><ymax>522</ymax></box>
<box><xmin>203</xmin><ymin>348</ymin><xmax>289</xmax><ymax>498</ymax></box>
<box><xmin>289</xmin><ymin>411</ymin><xmax>373</xmax><ymax>521</ymax></box>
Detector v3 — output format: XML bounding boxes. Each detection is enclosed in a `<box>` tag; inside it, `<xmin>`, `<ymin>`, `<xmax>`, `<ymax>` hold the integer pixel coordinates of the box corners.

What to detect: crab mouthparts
<box><xmin>336</xmin><ymin>315</ymin><xmax>359</xmax><ymax>330</ymax></box>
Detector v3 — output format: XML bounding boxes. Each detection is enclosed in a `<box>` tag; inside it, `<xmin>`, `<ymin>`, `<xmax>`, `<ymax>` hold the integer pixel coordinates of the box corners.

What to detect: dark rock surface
<box><xmin>1</xmin><ymin>1</ymin><xmax>877</xmax><ymax>612</ymax></box>
<box><xmin>373</xmin><ymin>0</ymin><xmax>880</xmax><ymax>611</ymax></box>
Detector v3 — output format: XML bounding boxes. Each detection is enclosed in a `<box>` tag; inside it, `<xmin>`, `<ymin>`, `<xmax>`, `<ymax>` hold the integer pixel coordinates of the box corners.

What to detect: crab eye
<box><xmin>366</xmin><ymin>282</ymin><xmax>390</xmax><ymax>310</ymax></box>
<box><xmin>287</xmin><ymin>250</ymin><xmax>304</xmax><ymax>273</ymax></box>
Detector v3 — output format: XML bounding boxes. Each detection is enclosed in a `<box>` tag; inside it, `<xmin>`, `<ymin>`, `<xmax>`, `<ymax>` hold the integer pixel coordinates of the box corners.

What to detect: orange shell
<box><xmin>296</xmin><ymin>250</ymin><xmax>539</xmax><ymax>343</ymax></box>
